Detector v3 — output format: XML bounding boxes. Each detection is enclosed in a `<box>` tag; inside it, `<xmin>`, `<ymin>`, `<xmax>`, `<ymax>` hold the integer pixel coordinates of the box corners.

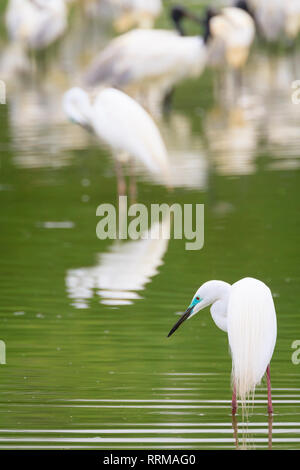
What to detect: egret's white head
<box><xmin>167</xmin><ymin>280</ymin><xmax>231</xmax><ymax>337</ymax></box>
<box><xmin>63</xmin><ymin>87</ymin><xmax>93</xmax><ymax>131</ymax></box>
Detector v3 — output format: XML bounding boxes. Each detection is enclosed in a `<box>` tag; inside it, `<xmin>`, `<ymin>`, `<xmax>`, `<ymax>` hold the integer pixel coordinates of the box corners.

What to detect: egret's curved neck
<box><xmin>210</xmin><ymin>299</ymin><xmax>229</xmax><ymax>332</ymax></box>
<box><xmin>209</xmin><ymin>282</ymin><xmax>231</xmax><ymax>332</ymax></box>
<box><xmin>63</xmin><ymin>88</ymin><xmax>93</xmax><ymax>131</ymax></box>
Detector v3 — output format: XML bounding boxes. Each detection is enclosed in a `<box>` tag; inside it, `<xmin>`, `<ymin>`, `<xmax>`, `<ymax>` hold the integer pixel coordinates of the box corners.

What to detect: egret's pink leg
<box><xmin>232</xmin><ymin>384</ymin><xmax>237</xmax><ymax>415</ymax></box>
<box><xmin>114</xmin><ymin>160</ymin><xmax>126</xmax><ymax>196</ymax></box>
<box><xmin>267</xmin><ymin>364</ymin><xmax>273</xmax><ymax>415</ymax></box>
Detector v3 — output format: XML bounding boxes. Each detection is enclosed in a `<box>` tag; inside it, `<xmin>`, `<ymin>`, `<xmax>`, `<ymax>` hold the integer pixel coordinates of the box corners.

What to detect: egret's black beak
<box><xmin>167</xmin><ymin>306</ymin><xmax>193</xmax><ymax>338</ymax></box>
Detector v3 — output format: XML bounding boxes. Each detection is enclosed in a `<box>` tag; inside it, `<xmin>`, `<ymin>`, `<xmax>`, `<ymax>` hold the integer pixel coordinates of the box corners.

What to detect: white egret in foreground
<box><xmin>63</xmin><ymin>87</ymin><xmax>169</xmax><ymax>192</ymax></box>
<box><xmin>168</xmin><ymin>277</ymin><xmax>277</xmax><ymax>415</ymax></box>
<box><xmin>6</xmin><ymin>0</ymin><xmax>68</xmax><ymax>50</ymax></box>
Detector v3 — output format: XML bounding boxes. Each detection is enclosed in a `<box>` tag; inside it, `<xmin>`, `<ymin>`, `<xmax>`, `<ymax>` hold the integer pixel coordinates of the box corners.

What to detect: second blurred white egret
<box><xmin>63</xmin><ymin>87</ymin><xmax>169</xmax><ymax>190</ymax></box>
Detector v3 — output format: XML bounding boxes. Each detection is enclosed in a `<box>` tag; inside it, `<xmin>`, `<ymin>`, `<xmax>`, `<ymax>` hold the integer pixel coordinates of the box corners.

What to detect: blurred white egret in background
<box><xmin>83</xmin><ymin>27</ymin><xmax>207</xmax><ymax>114</ymax></box>
<box><xmin>5</xmin><ymin>0</ymin><xmax>68</xmax><ymax>50</ymax></box>
<box><xmin>111</xmin><ymin>0</ymin><xmax>162</xmax><ymax>32</ymax></box>
<box><xmin>66</xmin><ymin>217</ymin><xmax>170</xmax><ymax>308</ymax></box>
<box><xmin>168</xmin><ymin>277</ymin><xmax>277</xmax><ymax>416</ymax></box>
<box><xmin>8</xmin><ymin>81</ymin><xmax>90</xmax><ymax>170</ymax></box>
<box><xmin>203</xmin><ymin>6</ymin><xmax>255</xmax><ymax>69</ymax></box>
<box><xmin>236</xmin><ymin>0</ymin><xmax>300</xmax><ymax>42</ymax></box>
<box><xmin>83</xmin><ymin>0</ymin><xmax>162</xmax><ymax>31</ymax></box>
<box><xmin>63</xmin><ymin>87</ymin><xmax>170</xmax><ymax>192</ymax></box>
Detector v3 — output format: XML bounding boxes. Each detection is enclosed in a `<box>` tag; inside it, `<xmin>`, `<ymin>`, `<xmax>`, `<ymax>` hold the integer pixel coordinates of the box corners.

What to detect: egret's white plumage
<box><xmin>63</xmin><ymin>87</ymin><xmax>169</xmax><ymax>176</ymax></box>
<box><xmin>6</xmin><ymin>0</ymin><xmax>68</xmax><ymax>49</ymax></box>
<box><xmin>227</xmin><ymin>278</ymin><xmax>277</xmax><ymax>402</ymax></box>
<box><xmin>207</xmin><ymin>7</ymin><xmax>255</xmax><ymax>68</ymax></box>
<box><xmin>168</xmin><ymin>277</ymin><xmax>277</xmax><ymax>414</ymax></box>
<box><xmin>83</xmin><ymin>29</ymin><xmax>207</xmax><ymax>112</ymax></box>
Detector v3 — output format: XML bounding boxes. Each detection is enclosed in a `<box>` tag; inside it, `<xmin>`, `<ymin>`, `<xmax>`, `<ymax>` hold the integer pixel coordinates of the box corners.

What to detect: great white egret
<box><xmin>5</xmin><ymin>0</ymin><xmax>68</xmax><ymax>50</ymax></box>
<box><xmin>168</xmin><ymin>277</ymin><xmax>277</xmax><ymax>416</ymax></box>
<box><xmin>63</xmin><ymin>87</ymin><xmax>169</xmax><ymax>191</ymax></box>
<box><xmin>83</xmin><ymin>28</ymin><xmax>207</xmax><ymax>114</ymax></box>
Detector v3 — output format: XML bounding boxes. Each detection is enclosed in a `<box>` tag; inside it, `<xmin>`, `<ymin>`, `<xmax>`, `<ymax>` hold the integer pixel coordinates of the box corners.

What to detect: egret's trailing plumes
<box><xmin>63</xmin><ymin>87</ymin><xmax>169</xmax><ymax>178</ymax></box>
<box><xmin>168</xmin><ymin>277</ymin><xmax>277</xmax><ymax>415</ymax></box>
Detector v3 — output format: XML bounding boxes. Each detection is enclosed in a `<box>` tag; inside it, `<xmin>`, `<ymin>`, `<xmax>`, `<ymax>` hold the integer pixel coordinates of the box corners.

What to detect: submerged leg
<box><xmin>268</xmin><ymin>414</ymin><xmax>273</xmax><ymax>450</ymax></box>
<box><xmin>231</xmin><ymin>414</ymin><xmax>239</xmax><ymax>449</ymax></box>
<box><xmin>232</xmin><ymin>384</ymin><xmax>237</xmax><ymax>415</ymax></box>
<box><xmin>267</xmin><ymin>364</ymin><xmax>273</xmax><ymax>415</ymax></box>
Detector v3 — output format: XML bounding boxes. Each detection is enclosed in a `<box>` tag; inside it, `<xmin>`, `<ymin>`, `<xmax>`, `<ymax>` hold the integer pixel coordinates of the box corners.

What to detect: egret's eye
<box><xmin>196</xmin><ymin>297</ymin><xmax>200</xmax><ymax>300</ymax></box>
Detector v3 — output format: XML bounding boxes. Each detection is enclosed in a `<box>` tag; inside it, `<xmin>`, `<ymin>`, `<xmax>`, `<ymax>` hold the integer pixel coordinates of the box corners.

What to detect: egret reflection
<box><xmin>66</xmin><ymin>217</ymin><xmax>170</xmax><ymax>308</ymax></box>
<box><xmin>8</xmin><ymin>83</ymin><xmax>89</xmax><ymax>169</ymax></box>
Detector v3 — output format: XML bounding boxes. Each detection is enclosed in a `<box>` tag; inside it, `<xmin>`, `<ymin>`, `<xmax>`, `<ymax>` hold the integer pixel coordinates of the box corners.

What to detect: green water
<box><xmin>0</xmin><ymin>1</ymin><xmax>300</xmax><ymax>450</ymax></box>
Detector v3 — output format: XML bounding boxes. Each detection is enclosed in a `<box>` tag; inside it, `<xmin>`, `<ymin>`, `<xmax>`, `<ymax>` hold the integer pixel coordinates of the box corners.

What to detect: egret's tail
<box><xmin>227</xmin><ymin>278</ymin><xmax>277</xmax><ymax>414</ymax></box>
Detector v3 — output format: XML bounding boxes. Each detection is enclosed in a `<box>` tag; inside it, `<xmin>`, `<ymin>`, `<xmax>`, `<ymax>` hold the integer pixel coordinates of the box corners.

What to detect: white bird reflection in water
<box><xmin>205</xmin><ymin>106</ymin><xmax>258</xmax><ymax>176</ymax></box>
<box><xmin>135</xmin><ymin>113</ymin><xmax>208</xmax><ymax>190</ymax></box>
<box><xmin>8</xmin><ymin>83</ymin><xmax>90</xmax><ymax>169</ymax></box>
<box><xmin>205</xmin><ymin>50</ymin><xmax>300</xmax><ymax>177</ymax></box>
<box><xmin>66</xmin><ymin>217</ymin><xmax>170</xmax><ymax>308</ymax></box>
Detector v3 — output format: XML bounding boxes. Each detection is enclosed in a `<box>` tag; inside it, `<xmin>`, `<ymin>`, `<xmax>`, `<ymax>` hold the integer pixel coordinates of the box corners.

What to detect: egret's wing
<box><xmin>228</xmin><ymin>277</ymin><xmax>277</xmax><ymax>399</ymax></box>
